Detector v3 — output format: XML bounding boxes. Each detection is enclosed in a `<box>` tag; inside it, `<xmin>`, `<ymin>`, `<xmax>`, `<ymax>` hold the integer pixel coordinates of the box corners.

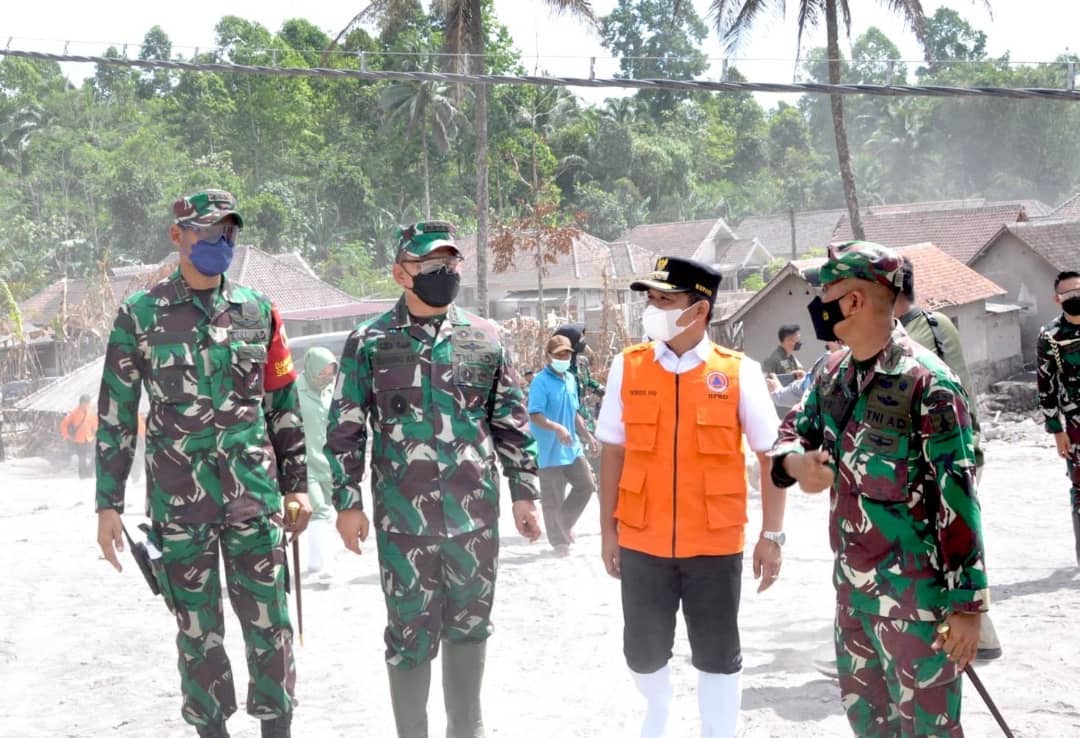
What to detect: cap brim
<box><xmin>184</xmin><ymin>211</ymin><xmax>244</xmax><ymax>229</ymax></box>
<box><xmin>404</xmin><ymin>239</ymin><xmax>461</xmax><ymax>258</ymax></box>
<box><xmin>630</xmin><ymin>279</ymin><xmax>688</xmax><ymax>293</ymax></box>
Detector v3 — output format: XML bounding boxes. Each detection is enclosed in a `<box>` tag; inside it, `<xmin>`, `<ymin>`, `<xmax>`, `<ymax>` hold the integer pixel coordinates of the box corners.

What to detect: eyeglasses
<box><xmin>180</xmin><ymin>221</ymin><xmax>240</xmax><ymax>244</ymax></box>
<box><xmin>400</xmin><ymin>255</ymin><xmax>464</xmax><ymax>275</ymax></box>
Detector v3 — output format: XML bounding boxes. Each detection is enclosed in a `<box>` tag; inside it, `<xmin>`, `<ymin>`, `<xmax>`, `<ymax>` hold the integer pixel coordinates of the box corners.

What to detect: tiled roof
<box><xmin>15</xmin><ymin>247</ymin><xmax>363</xmax><ymax>330</ymax></box>
<box><xmin>1049</xmin><ymin>193</ymin><xmax>1080</xmax><ymax>220</ymax></box>
<box><xmin>714</xmin><ymin>238</ymin><xmax>764</xmax><ymax>266</ymax></box>
<box><xmin>979</xmin><ymin>219</ymin><xmax>1080</xmax><ymax>273</ymax></box>
<box><xmin>895</xmin><ymin>243</ymin><xmax>1006</xmax><ymax>310</ymax></box>
<box><xmin>227</xmin><ymin>246</ymin><xmax>362</xmax><ymax>312</ymax></box>
<box><xmin>18</xmin><ymin>265</ymin><xmax>170</xmax><ymax>327</ymax></box>
<box><xmin>458</xmin><ymin>230</ymin><xmax>646</xmax><ymax>293</ymax></box>
<box><xmin>734</xmin><ymin>209</ymin><xmax>845</xmax><ymax>257</ymax></box>
<box><xmin>833</xmin><ymin>203</ymin><xmax>1029</xmax><ymax>262</ymax></box>
<box><xmin>619</xmin><ymin>218</ymin><xmax>733</xmax><ymax>260</ymax></box>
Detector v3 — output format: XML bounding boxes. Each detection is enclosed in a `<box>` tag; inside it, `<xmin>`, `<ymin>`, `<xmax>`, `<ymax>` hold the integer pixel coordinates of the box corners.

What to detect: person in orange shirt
<box><xmin>596</xmin><ymin>256</ymin><xmax>787</xmax><ymax>738</ymax></box>
<box><xmin>60</xmin><ymin>394</ymin><xmax>98</xmax><ymax>479</ymax></box>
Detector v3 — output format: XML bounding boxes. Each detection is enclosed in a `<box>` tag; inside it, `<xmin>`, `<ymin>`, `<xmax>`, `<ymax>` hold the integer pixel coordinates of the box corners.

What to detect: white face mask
<box><xmin>641</xmin><ymin>303</ymin><xmax>696</xmax><ymax>342</ymax></box>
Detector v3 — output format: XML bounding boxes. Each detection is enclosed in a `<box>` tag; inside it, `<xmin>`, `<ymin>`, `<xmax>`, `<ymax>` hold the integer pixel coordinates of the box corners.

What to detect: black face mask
<box><xmin>793</xmin><ymin>341</ymin><xmax>803</xmax><ymax>352</ymax></box>
<box><xmin>411</xmin><ymin>269</ymin><xmax>460</xmax><ymax>308</ymax></box>
<box><xmin>807</xmin><ymin>296</ymin><xmax>847</xmax><ymax>342</ymax></box>
<box><xmin>1063</xmin><ymin>297</ymin><xmax>1080</xmax><ymax>317</ymax></box>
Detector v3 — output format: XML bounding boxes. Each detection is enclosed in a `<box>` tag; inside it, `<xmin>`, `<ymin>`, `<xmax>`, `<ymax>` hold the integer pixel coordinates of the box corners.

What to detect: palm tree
<box><xmin>710</xmin><ymin>0</ymin><xmax>946</xmax><ymax>240</ymax></box>
<box><xmin>330</xmin><ymin>0</ymin><xmax>597</xmax><ymax>316</ymax></box>
<box><xmin>379</xmin><ymin>79</ymin><xmax>466</xmax><ymax>218</ymax></box>
<box><xmin>0</xmin><ymin>106</ymin><xmax>44</xmax><ymax>176</ymax></box>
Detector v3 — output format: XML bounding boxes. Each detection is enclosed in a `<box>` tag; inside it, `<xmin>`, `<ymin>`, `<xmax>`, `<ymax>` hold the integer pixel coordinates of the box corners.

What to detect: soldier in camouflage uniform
<box><xmin>1036</xmin><ymin>269</ymin><xmax>1080</xmax><ymax>565</ymax></box>
<box><xmin>325</xmin><ymin>220</ymin><xmax>542</xmax><ymax>738</ymax></box>
<box><xmin>770</xmin><ymin>242</ymin><xmax>989</xmax><ymax>737</ymax></box>
<box><xmin>94</xmin><ymin>190</ymin><xmax>310</xmax><ymax>738</ymax></box>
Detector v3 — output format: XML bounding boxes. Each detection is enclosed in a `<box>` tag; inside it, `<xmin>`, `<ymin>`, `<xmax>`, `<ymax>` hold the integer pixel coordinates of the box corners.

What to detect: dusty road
<box><xmin>1</xmin><ymin>429</ymin><xmax>1077</xmax><ymax>737</ymax></box>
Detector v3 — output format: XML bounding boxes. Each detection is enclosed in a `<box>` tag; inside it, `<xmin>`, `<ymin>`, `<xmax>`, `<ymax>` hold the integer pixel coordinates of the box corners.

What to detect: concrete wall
<box><xmin>971</xmin><ymin>235</ymin><xmax>1060</xmax><ymax>365</ymax></box>
<box><xmin>723</xmin><ymin>272</ymin><xmax>825</xmax><ymax>369</ymax></box>
<box><xmin>935</xmin><ymin>302</ymin><xmax>1021</xmax><ymax>392</ymax></box>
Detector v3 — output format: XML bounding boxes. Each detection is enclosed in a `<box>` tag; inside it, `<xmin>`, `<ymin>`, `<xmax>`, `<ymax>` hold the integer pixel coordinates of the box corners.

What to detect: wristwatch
<box><xmin>761</xmin><ymin>530</ymin><xmax>786</xmax><ymax>547</ymax></box>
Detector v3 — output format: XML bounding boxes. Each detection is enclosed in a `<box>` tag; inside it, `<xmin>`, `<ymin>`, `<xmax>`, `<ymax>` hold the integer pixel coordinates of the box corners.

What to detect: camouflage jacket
<box><xmin>900</xmin><ymin>308</ymin><xmax>983</xmax><ymax>467</ymax></box>
<box><xmin>569</xmin><ymin>360</ymin><xmax>601</xmax><ymax>432</ymax></box>
<box><xmin>1036</xmin><ymin>314</ymin><xmax>1080</xmax><ymax>434</ymax></box>
<box><xmin>325</xmin><ymin>296</ymin><xmax>540</xmax><ymax>537</ymax></box>
<box><xmin>770</xmin><ymin>326</ymin><xmax>989</xmax><ymax>621</ymax></box>
<box><xmin>95</xmin><ymin>271</ymin><xmax>307</xmax><ymax>524</ymax></box>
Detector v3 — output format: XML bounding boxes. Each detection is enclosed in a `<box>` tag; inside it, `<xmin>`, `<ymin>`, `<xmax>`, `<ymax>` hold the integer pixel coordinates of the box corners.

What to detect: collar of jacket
<box><xmin>162</xmin><ymin>269</ymin><xmax>248</xmax><ymax>307</ymax></box>
<box><xmin>389</xmin><ymin>293</ymin><xmax>469</xmax><ymax>329</ymax></box>
<box><xmin>836</xmin><ymin>323</ymin><xmax>909</xmax><ymax>386</ymax></box>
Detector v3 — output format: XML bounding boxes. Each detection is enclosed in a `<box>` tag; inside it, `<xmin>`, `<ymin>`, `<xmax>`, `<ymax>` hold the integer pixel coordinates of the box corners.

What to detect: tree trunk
<box><xmin>470</xmin><ymin>3</ymin><xmax>490</xmax><ymax>317</ymax></box>
<box><xmin>826</xmin><ymin>0</ymin><xmax>865</xmax><ymax>241</ymax></box>
<box><xmin>536</xmin><ymin>238</ymin><xmax>545</xmax><ymax>325</ymax></box>
<box><xmin>422</xmin><ymin>121</ymin><xmax>432</xmax><ymax>219</ymax></box>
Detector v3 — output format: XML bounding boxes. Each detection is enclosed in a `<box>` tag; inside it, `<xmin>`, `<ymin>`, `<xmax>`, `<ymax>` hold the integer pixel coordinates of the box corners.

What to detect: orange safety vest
<box><xmin>60</xmin><ymin>405</ymin><xmax>97</xmax><ymax>444</ymax></box>
<box><xmin>615</xmin><ymin>342</ymin><xmax>748</xmax><ymax>558</ymax></box>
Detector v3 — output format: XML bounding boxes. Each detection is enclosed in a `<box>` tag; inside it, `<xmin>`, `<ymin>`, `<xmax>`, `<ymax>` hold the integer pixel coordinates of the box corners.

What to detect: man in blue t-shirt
<box><xmin>528</xmin><ymin>334</ymin><xmax>598</xmax><ymax>556</ymax></box>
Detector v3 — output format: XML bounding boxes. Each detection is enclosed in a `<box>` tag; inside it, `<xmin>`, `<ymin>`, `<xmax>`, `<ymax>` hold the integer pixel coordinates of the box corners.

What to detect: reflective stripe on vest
<box><xmin>615</xmin><ymin>342</ymin><xmax>748</xmax><ymax>558</ymax></box>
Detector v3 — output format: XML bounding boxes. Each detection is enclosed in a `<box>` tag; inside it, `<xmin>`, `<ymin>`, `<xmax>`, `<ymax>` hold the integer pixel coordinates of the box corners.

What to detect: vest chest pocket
<box><xmin>696</xmin><ymin>404</ymin><xmax>740</xmax><ymax>454</ymax></box>
<box><xmin>614</xmin><ymin>464</ymin><xmax>647</xmax><ymax>529</ymax></box>
<box><xmin>232</xmin><ymin>344</ymin><xmax>267</xmax><ymax>400</ymax></box>
<box><xmin>852</xmin><ymin>426</ymin><xmax>911</xmax><ymax>503</ymax></box>
<box><xmin>146</xmin><ymin>339</ymin><xmax>198</xmax><ymax>404</ymax></box>
<box><xmin>375</xmin><ymin>385</ymin><xmax>424</xmax><ymax>427</ymax></box>
<box><xmin>623</xmin><ymin>401</ymin><xmax>659</xmax><ymax>452</ymax></box>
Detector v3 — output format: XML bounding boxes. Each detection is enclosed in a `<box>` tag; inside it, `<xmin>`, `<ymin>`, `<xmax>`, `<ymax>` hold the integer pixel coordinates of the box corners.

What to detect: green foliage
<box><xmin>2</xmin><ymin>3</ymin><xmax>1080</xmax><ymax>316</ymax></box>
<box><xmin>741</xmin><ymin>273</ymin><xmax>766</xmax><ymax>292</ymax></box>
<box><xmin>316</xmin><ymin>240</ymin><xmax>398</xmax><ymax>298</ymax></box>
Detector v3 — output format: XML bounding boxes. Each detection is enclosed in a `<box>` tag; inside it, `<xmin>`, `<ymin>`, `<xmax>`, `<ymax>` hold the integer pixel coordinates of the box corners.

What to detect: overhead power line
<box><xmin>2</xmin><ymin>47</ymin><xmax>1080</xmax><ymax>102</ymax></box>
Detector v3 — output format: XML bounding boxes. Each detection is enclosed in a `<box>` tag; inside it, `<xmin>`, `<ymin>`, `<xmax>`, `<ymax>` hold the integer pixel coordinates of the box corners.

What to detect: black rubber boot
<box><xmin>1072</xmin><ymin>510</ymin><xmax>1080</xmax><ymax>566</ymax></box>
<box><xmin>443</xmin><ymin>641</ymin><xmax>486</xmax><ymax>738</ymax></box>
<box><xmin>388</xmin><ymin>660</ymin><xmax>432</xmax><ymax>738</ymax></box>
<box><xmin>196</xmin><ymin>721</ymin><xmax>229</xmax><ymax>738</ymax></box>
<box><xmin>261</xmin><ymin>714</ymin><xmax>291</xmax><ymax>738</ymax></box>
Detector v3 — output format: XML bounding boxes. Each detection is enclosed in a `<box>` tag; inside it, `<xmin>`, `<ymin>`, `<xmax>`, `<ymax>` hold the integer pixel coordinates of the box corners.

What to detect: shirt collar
<box><xmin>651</xmin><ymin>334</ymin><xmax>712</xmax><ymax>364</ymax></box>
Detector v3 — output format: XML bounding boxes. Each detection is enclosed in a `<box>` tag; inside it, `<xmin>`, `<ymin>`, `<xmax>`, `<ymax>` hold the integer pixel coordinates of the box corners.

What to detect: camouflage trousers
<box><xmin>835</xmin><ymin>606</ymin><xmax>963</xmax><ymax>738</ymax></box>
<box><xmin>377</xmin><ymin>526</ymin><xmax>498</xmax><ymax>670</ymax></box>
<box><xmin>150</xmin><ymin>515</ymin><xmax>295</xmax><ymax>727</ymax></box>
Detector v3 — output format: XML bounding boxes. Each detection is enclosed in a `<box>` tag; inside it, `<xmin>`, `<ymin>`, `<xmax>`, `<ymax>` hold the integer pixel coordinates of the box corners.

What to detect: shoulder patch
<box><xmin>624</xmin><ymin>341</ymin><xmax>654</xmax><ymax>355</ymax></box>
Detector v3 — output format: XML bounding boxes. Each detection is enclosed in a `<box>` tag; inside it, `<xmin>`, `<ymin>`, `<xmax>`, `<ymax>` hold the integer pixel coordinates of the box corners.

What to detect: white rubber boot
<box><xmin>305</xmin><ymin>519</ymin><xmax>328</xmax><ymax>575</ymax></box>
<box><xmin>632</xmin><ymin>666</ymin><xmax>673</xmax><ymax>738</ymax></box>
<box><xmin>698</xmin><ymin>670</ymin><xmax>740</xmax><ymax>738</ymax></box>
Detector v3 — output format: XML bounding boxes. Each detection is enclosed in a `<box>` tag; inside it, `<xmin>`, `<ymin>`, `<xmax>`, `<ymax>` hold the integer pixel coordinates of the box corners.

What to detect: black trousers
<box><xmin>620</xmin><ymin>547</ymin><xmax>742</xmax><ymax>675</ymax></box>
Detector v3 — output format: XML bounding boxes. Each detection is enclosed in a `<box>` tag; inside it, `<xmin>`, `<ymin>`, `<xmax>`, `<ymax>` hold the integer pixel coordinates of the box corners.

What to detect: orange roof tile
<box><xmin>896</xmin><ymin>243</ymin><xmax>1006</xmax><ymax>310</ymax></box>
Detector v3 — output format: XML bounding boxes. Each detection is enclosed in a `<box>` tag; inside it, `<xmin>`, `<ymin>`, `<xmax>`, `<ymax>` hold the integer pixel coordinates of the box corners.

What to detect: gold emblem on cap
<box><xmin>656</xmin><ymin>257</ymin><xmax>669</xmax><ymax>270</ymax></box>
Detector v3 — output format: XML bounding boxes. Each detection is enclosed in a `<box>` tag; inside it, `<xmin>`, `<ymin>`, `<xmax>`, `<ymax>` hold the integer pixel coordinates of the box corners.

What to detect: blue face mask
<box><xmin>550</xmin><ymin>358</ymin><xmax>572</xmax><ymax>373</ymax></box>
<box><xmin>190</xmin><ymin>236</ymin><xmax>234</xmax><ymax>277</ymax></box>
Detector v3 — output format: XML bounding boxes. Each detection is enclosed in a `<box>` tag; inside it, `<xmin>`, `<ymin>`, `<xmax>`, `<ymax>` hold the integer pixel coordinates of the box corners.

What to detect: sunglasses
<box><xmin>181</xmin><ymin>221</ymin><xmax>240</xmax><ymax>244</ymax></box>
<box><xmin>400</xmin><ymin>255</ymin><xmax>464</xmax><ymax>275</ymax></box>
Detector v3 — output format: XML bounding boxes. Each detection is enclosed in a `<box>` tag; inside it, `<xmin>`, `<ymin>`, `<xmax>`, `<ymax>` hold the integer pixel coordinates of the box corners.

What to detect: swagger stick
<box><xmin>936</xmin><ymin>623</ymin><xmax>1013</xmax><ymax>737</ymax></box>
<box><xmin>286</xmin><ymin>501</ymin><xmax>304</xmax><ymax>646</ymax></box>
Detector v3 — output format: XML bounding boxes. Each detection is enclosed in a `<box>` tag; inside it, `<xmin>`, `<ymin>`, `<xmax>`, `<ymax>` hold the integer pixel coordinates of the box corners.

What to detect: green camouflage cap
<box><xmin>817</xmin><ymin>240</ymin><xmax>904</xmax><ymax>292</ymax></box>
<box><xmin>172</xmin><ymin>189</ymin><xmax>244</xmax><ymax>228</ymax></box>
<box><xmin>397</xmin><ymin>221</ymin><xmax>461</xmax><ymax>258</ymax></box>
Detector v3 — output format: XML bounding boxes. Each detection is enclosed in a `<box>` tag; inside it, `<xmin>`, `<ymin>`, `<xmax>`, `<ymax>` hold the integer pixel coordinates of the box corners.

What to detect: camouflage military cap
<box><xmin>817</xmin><ymin>241</ymin><xmax>904</xmax><ymax>292</ymax></box>
<box><xmin>172</xmin><ymin>189</ymin><xmax>244</xmax><ymax>228</ymax></box>
<box><xmin>397</xmin><ymin>221</ymin><xmax>461</xmax><ymax>258</ymax></box>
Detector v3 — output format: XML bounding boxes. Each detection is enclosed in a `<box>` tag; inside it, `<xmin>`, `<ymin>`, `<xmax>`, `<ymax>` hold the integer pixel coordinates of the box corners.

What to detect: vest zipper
<box><xmin>672</xmin><ymin>372</ymin><xmax>680</xmax><ymax>558</ymax></box>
